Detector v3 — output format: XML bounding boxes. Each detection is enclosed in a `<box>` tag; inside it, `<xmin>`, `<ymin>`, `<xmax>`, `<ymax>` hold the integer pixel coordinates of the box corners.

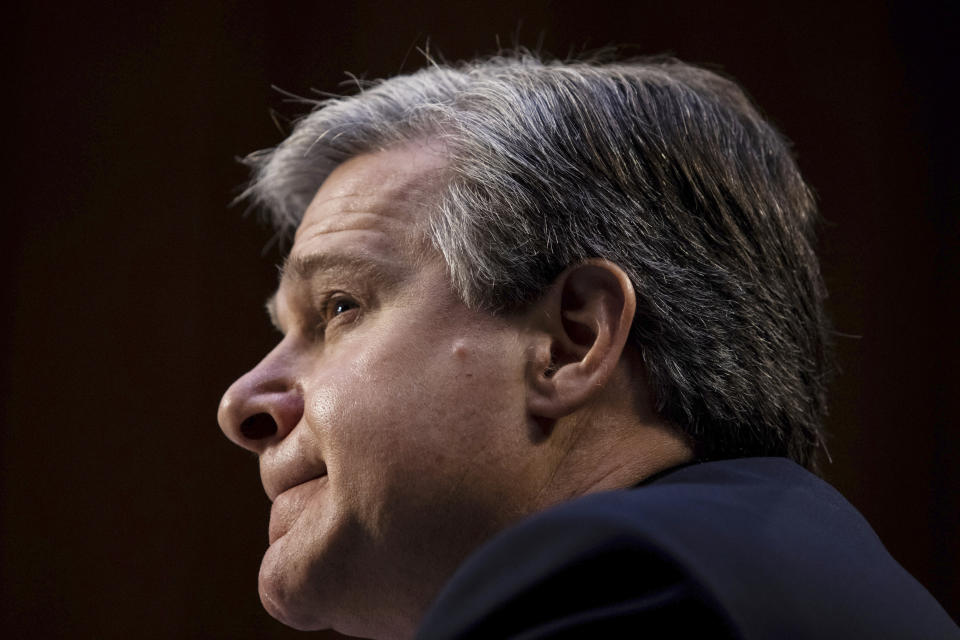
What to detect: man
<box><xmin>217</xmin><ymin>53</ymin><xmax>958</xmax><ymax>638</ymax></box>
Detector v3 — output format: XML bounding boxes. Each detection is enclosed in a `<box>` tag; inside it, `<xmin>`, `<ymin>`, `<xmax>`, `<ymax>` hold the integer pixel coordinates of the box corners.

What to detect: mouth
<box><xmin>263</xmin><ymin>462</ymin><xmax>327</xmax><ymax>503</ymax></box>
<box><xmin>267</xmin><ymin>474</ymin><xmax>329</xmax><ymax>544</ymax></box>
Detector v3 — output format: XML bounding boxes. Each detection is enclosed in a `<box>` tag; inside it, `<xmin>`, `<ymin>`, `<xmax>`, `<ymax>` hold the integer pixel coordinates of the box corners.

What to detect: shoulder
<box><xmin>416</xmin><ymin>458</ymin><xmax>959</xmax><ymax>639</ymax></box>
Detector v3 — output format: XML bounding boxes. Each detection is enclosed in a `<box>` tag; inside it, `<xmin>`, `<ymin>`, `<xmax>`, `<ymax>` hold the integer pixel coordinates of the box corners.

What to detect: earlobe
<box><xmin>525</xmin><ymin>260</ymin><xmax>637</xmax><ymax>422</ymax></box>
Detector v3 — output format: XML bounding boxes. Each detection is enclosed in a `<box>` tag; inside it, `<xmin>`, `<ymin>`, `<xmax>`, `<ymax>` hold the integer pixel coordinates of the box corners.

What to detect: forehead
<box><xmin>293</xmin><ymin>144</ymin><xmax>448</xmax><ymax>248</ymax></box>
<box><xmin>271</xmin><ymin>146</ymin><xmax>450</xmax><ymax>324</ymax></box>
<box><xmin>272</xmin><ymin>144</ymin><xmax>450</xmax><ymax>306</ymax></box>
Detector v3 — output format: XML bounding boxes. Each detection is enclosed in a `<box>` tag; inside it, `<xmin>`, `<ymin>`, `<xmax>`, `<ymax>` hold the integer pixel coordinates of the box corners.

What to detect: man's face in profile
<box><xmin>218</xmin><ymin>146</ymin><xmax>546</xmax><ymax>636</ymax></box>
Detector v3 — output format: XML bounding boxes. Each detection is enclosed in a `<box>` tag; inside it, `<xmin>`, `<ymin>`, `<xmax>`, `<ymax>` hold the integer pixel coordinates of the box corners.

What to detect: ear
<box><xmin>525</xmin><ymin>259</ymin><xmax>637</xmax><ymax>422</ymax></box>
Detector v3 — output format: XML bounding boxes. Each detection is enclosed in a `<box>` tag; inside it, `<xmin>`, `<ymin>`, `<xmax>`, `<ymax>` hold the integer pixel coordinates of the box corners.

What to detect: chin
<box><xmin>258</xmin><ymin>540</ymin><xmax>328</xmax><ymax>631</ymax></box>
<box><xmin>256</xmin><ymin>537</ymin><xmax>382</xmax><ymax>637</ymax></box>
<box><xmin>258</xmin><ymin>555</ymin><xmax>415</xmax><ymax>639</ymax></box>
<box><xmin>259</xmin><ymin>590</ymin><xmax>322</xmax><ymax>631</ymax></box>
<box><xmin>256</xmin><ymin>515</ymin><xmax>419</xmax><ymax>639</ymax></box>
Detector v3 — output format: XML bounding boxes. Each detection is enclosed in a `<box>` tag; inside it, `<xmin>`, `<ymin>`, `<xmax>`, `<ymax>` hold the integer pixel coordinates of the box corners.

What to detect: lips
<box><xmin>268</xmin><ymin>474</ymin><xmax>329</xmax><ymax>544</ymax></box>
<box><xmin>261</xmin><ymin>460</ymin><xmax>328</xmax><ymax>503</ymax></box>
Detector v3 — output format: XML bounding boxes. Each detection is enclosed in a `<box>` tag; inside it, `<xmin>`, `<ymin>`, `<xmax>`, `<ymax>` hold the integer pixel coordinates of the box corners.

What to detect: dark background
<box><xmin>3</xmin><ymin>1</ymin><xmax>957</xmax><ymax>637</ymax></box>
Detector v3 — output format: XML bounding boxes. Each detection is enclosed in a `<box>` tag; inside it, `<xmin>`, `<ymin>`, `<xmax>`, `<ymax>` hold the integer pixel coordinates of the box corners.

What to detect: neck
<box><xmin>541</xmin><ymin>410</ymin><xmax>694</xmax><ymax>505</ymax></box>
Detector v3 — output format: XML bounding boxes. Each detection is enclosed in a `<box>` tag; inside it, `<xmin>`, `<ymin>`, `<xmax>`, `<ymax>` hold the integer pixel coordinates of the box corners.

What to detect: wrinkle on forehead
<box><xmin>295</xmin><ymin>212</ymin><xmax>409</xmax><ymax>247</ymax></box>
<box><xmin>295</xmin><ymin>144</ymin><xmax>450</xmax><ymax>243</ymax></box>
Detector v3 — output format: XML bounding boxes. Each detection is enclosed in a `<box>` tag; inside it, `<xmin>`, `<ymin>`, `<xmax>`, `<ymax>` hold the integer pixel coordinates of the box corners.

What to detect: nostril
<box><xmin>240</xmin><ymin>413</ymin><xmax>278</xmax><ymax>440</ymax></box>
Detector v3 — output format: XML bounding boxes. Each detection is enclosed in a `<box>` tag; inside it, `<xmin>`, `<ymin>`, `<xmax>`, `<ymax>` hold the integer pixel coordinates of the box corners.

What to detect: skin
<box><xmin>217</xmin><ymin>144</ymin><xmax>692</xmax><ymax>639</ymax></box>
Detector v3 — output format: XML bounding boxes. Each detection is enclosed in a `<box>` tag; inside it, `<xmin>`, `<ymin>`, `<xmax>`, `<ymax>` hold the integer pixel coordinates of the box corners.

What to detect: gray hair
<box><xmin>240</xmin><ymin>52</ymin><xmax>831</xmax><ymax>470</ymax></box>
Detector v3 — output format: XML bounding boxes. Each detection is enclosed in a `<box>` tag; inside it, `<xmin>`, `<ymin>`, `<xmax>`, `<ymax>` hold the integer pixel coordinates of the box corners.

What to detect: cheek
<box><xmin>305</xmin><ymin>326</ymin><xmax>530</xmax><ymax>509</ymax></box>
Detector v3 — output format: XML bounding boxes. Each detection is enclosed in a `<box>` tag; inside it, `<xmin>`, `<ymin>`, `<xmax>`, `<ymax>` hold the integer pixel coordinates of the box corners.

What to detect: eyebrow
<box><xmin>280</xmin><ymin>251</ymin><xmax>400</xmax><ymax>283</ymax></box>
<box><xmin>265</xmin><ymin>252</ymin><xmax>406</xmax><ymax>331</ymax></box>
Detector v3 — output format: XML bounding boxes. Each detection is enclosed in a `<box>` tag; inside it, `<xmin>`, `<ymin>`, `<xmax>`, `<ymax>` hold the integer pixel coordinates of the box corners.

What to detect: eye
<box><xmin>321</xmin><ymin>294</ymin><xmax>359</xmax><ymax>325</ymax></box>
<box><xmin>309</xmin><ymin>293</ymin><xmax>362</xmax><ymax>340</ymax></box>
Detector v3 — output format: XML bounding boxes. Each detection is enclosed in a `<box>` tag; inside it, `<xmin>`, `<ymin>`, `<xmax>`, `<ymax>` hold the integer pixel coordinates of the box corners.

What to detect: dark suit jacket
<box><xmin>415</xmin><ymin>457</ymin><xmax>958</xmax><ymax>639</ymax></box>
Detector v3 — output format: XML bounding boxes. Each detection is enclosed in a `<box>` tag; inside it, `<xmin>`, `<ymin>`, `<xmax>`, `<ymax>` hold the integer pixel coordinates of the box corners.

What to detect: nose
<box><xmin>217</xmin><ymin>345</ymin><xmax>304</xmax><ymax>454</ymax></box>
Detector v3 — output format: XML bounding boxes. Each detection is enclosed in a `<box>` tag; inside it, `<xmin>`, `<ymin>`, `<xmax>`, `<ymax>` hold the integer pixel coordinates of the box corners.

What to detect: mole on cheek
<box><xmin>451</xmin><ymin>340</ymin><xmax>470</xmax><ymax>360</ymax></box>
